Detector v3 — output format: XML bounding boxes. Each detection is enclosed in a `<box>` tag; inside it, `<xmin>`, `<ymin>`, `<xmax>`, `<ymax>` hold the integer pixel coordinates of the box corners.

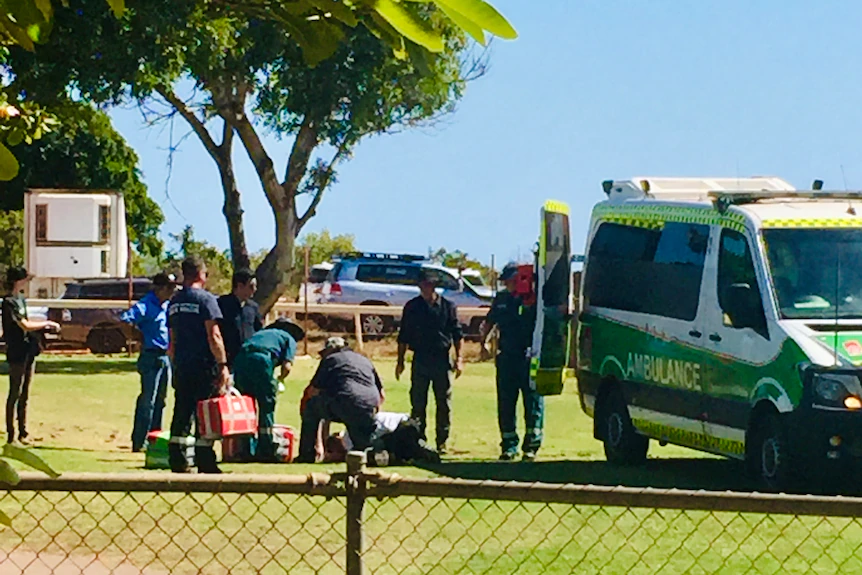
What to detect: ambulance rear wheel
<box><xmin>601</xmin><ymin>390</ymin><xmax>648</xmax><ymax>466</ymax></box>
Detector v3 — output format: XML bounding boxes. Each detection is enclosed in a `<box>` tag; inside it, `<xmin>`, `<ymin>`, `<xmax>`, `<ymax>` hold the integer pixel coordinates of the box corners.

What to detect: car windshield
<box><xmin>463</xmin><ymin>273</ymin><xmax>485</xmax><ymax>287</ymax></box>
<box><xmin>763</xmin><ymin>228</ymin><xmax>862</xmax><ymax>319</ymax></box>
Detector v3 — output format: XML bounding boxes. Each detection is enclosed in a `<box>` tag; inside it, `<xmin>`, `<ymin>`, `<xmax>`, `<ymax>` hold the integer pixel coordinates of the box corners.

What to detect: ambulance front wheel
<box><xmin>746</xmin><ymin>410</ymin><xmax>793</xmax><ymax>491</ymax></box>
<box><xmin>600</xmin><ymin>389</ymin><xmax>649</xmax><ymax>466</ymax></box>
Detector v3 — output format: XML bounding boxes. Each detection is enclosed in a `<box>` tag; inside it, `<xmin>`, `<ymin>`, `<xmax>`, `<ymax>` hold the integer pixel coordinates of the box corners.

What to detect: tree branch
<box><xmin>155</xmin><ymin>85</ymin><xmax>222</xmax><ymax>164</ymax></box>
<box><xmin>284</xmin><ymin>116</ymin><xmax>319</xmax><ymax>197</ymax></box>
<box><xmin>219</xmin><ymin>98</ymin><xmax>286</xmax><ymax>211</ymax></box>
<box><xmin>297</xmin><ymin>138</ymin><xmax>351</xmax><ymax>231</ymax></box>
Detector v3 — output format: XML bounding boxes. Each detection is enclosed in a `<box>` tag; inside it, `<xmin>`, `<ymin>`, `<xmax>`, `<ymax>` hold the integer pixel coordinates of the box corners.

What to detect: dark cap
<box><xmin>152</xmin><ymin>272</ymin><xmax>177</xmax><ymax>288</ymax></box>
<box><xmin>500</xmin><ymin>262</ymin><xmax>520</xmax><ymax>281</ymax></box>
<box><xmin>5</xmin><ymin>266</ymin><xmax>30</xmax><ymax>285</ymax></box>
<box><xmin>418</xmin><ymin>268</ymin><xmax>438</xmax><ymax>285</ymax></box>
<box><xmin>265</xmin><ymin>317</ymin><xmax>306</xmax><ymax>342</ymax></box>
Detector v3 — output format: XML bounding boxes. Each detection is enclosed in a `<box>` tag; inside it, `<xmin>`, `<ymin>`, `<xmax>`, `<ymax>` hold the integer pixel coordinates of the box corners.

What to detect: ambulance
<box><xmin>577</xmin><ymin>177</ymin><xmax>862</xmax><ymax>488</ymax></box>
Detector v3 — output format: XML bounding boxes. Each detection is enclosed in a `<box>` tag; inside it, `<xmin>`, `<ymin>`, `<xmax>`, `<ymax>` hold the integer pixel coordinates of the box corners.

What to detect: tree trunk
<box><xmin>255</xmin><ymin>209</ymin><xmax>297</xmax><ymax>313</ymax></box>
<box><xmin>218</xmin><ymin>151</ymin><xmax>250</xmax><ymax>270</ymax></box>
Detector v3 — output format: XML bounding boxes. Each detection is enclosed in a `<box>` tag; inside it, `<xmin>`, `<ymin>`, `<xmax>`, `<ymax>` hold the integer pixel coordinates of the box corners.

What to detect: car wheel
<box><xmin>361</xmin><ymin>314</ymin><xmax>390</xmax><ymax>339</ymax></box>
<box><xmin>86</xmin><ymin>328</ymin><xmax>127</xmax><ymax>355</ymax></box>
<box><xmin>599</xmin><ymin>388</ymin><xmax>648</xmax><ymax>466</ymax></box>
<box><xmin>746</xmin><ymin>410</ymin><xmax>793</xmax><ymax>491</ymax></box>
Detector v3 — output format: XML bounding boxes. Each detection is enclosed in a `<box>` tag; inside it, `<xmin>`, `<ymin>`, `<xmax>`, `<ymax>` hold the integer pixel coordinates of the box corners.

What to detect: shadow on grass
<box><xmin>421</xmin><ymin>458</ymin><xmax>862</xmax><ymax>496</ymax></box>
<box><xmin>422</xmin><ymin>458</ymin><xmax>753</xmax><ymax>491</ymax></box>
<box><xmin>0</xmin><ymin>359</ymin><xmax>138</xmax><ymax>375</ymax></box>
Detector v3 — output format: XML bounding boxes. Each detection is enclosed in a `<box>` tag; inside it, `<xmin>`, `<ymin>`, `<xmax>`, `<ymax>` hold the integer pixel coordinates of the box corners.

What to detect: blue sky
<box><xmin>108</xmin><ymin>1</ymin><xmax>862</xmax><ymax>268</ymax></box>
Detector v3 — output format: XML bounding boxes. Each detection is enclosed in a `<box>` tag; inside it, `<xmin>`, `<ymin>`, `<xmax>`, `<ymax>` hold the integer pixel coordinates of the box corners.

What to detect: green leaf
<box><xmin>6</xmin><ymin>128</ymin><xmax>23</xmax><ymax>147</ymax></box>
<box><xmin>436</xmin><ymin>0</ymin><xmax>517</xmax><ymax>39</ymax></box>
<box><xmin>434</xmin><ymin>1</ymin><xmax>484</xmax><ymax>44</ymax></box>
<box><xmin>105</xmin><ymin>0</ymin><xmax>125</xmax><ymax>18</ymax></box>
<box><xmin>308</xmin><ymin>0</ymin><xmax>359</xmax><ymax>27</ymax></box>
<box><xmin>34</xmin><ymin>0</ymin><xmax>53</xmax><ymax>21</ymax></box>
<box><xmin>1</xmin><ymin>444</ymin><xmax>60</xmax><ymax>478</ymax></box>
<box><xmin>0</xmin><ymin>16</ymin><xmax>35</xmax><ymax>51</ymax></box>
<box><xmin>0</xmin><ymin>141</ymin><xmax>19</xmax><ymax>181</ymax></box>
<box><xmin>371</xmin><ymin>0</ymin><xmax>443</xmax><ymax>52</ymax></box>
<box><xmin>0</xmin><ymin>460</ymin><xmax>20</xmax><ymax>486</ymax></box>
<box><xmin>0</xmin><ymin>509</ymin><xmax>11</xmax><ymax>527</ymax></box>
<box><xmin>405</xmin><ymin>40</ymin><xmax>433</xmax><ymax>76</ymax></box>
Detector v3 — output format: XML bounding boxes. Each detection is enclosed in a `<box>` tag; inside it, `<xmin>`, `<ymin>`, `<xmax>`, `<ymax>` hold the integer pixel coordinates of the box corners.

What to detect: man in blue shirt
<box><xmin>120</xmin><ymin>272</ymin><xmax>177</xmax><ymax>452</ymax></box>
<box><xmin>168</xmin><ymin>256</ymin><xmax>230</xmax><ymax>474</ymax></box>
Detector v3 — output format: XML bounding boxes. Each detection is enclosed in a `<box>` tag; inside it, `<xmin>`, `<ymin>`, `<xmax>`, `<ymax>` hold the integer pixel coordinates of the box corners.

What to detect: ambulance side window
<box><xmin>718</xmin><ymin>229</ymin><xmax>767</xmax><ymax>332</ymax></box>
<box><xmin>583</xmin><ymin>221</ymin><xmax>707</xmax><ymax>321</ymax></box>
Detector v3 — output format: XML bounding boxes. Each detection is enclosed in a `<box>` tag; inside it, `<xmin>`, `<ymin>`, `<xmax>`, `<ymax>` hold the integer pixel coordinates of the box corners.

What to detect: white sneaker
<box><xmin>277</xmin><ymin>382</ymin><xmax>286</xmax><ymax>393</ymax></box>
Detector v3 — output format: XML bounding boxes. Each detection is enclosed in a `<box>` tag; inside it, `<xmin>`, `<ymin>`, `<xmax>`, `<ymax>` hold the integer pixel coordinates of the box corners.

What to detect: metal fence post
<box><xmin>346</xmin><ymin>450</ymin><xmax>367</xmax><ymax>575</ymax></box>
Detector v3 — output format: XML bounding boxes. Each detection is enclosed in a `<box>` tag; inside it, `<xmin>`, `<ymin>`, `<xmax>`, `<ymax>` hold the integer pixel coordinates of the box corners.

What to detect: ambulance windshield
<box><xmin>763</xmin><ymin>228</ymin><xmax>862</xmax><ymax>320</ymax></box>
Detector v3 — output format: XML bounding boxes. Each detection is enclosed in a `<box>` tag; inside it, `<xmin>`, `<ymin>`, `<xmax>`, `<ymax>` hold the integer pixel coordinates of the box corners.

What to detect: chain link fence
<box><xmin>4</xmin><ymin>456</ymin><xmax>862</xmax><ymax>574</ymax></box>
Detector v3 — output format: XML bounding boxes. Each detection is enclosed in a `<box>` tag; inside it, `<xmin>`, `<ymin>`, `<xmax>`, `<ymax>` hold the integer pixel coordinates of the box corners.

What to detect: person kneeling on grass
<box><xmin>232</xmin><ymin>317</ymin><xmax>305</xmax><ymax>462</ymax></box>
<box><xmin>296</xmin><ymin>337</ymin><xmax>383</xmax><ymax>464</ymax></box>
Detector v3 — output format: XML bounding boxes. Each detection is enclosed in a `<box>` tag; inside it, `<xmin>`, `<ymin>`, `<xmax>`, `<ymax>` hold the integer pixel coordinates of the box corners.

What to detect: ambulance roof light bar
<box><xmin>710</xmin><ymin>186</ymin><xmax>862</xmax><ymax>212</ymax></box>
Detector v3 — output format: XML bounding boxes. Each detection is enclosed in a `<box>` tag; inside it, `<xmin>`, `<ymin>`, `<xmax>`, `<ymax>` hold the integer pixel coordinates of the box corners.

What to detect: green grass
<box><xmin>4</xmin><ymin>354</ymin><xmax>854</xmax><ymax>574</ymax></box>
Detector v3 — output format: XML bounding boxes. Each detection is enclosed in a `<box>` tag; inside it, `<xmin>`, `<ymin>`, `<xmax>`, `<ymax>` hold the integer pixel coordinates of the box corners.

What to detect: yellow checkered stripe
<box><xmin>761</xmin><ymin>218</ymin><xmax>862</xmax><ymax>228</ymax></box>
<box><xmin>544</xmin><ymin>199</ymin><xmax>570</xmax><ymax>215</ymax></box>
<box><xmin>633</xmin><ymin>419</ymin><xmax>744</xmax><ymax>456</ymax></box>
<box><xmin>594</xmin><ymin>205</ymin><xmax>746</xmax><ymax>233</ymax></box>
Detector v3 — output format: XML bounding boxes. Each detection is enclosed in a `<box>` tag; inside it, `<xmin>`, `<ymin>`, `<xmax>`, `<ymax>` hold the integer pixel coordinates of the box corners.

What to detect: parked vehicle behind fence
<box><xmin>320</xmin><ymin>252</ymin><xmax>492</xmax><ymax>337</ymax></box>
<box><xmin>47</xmin><ymin>278</ymin><xmax>152</xmax><ymax>354</ymax></box>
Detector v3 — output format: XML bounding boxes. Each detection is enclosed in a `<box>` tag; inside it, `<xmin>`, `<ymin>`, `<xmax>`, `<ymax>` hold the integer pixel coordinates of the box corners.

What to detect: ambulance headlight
<box><xmin>812</xmin><ymin>373</ymin><xmax>861</xmax><ymax>405</ymax></box>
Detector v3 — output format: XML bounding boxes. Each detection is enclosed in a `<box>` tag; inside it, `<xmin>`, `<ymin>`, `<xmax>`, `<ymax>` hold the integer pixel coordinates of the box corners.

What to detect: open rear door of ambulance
<box><xmin>531</xmin><ymin>200</ymin><xmax>573</xmax><ymax>395</ymax></box>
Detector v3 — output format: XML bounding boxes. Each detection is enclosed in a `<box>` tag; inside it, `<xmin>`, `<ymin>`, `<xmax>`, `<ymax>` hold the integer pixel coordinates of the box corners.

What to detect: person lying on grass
<box><xmin>321</xmin><ymin>412</ymin><xmax>440</xmax><ymax>466</ymax></box>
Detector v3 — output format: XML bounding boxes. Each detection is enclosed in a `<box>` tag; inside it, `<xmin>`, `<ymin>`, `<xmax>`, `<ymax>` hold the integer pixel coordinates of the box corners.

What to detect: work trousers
<box><xmin>410</xmin><ymin>359</ymin><xmax>452</xmax><ymax>448</ymax></box>
<box><xmin>496</xmin><ymin>353</ymin><xmax>544</xmax><ymax>455</ymax></box>
<box><xmin>234</xmin><ymin>351</ymin><xmax>278</xmax><ymax>461</ymax></box>
<box><xmin>132</xmin><ymin>350</ymin><xmax>170</xmax><ymax>451</ymax></box>
<box><xmin>298</xmin><ymin>395</ymin><xmax>376</xmax><ymax>460</ymax></box>
<box><xmin>6</xmin><ymin>355</ymin><xmax>35</xmax><ymax>442</ymax></box>
<box><xmin>169</xmin><ymin>369</ymin><xmax>218</xmax><ymax>472</ymax></box>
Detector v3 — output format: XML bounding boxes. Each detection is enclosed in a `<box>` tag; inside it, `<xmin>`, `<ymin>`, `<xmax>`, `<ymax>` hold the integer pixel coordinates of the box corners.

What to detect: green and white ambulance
<box><xmin>577</xmin><ymin>177</ymin><xmax>862</xmax><ymax>488</ymax></box>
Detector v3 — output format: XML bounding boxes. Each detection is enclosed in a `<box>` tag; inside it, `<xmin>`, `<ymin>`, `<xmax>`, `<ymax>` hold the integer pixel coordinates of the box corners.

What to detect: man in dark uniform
<box><xmin>482</xmin><ymin>262</ymin><xmax>543</xmax><ymax>461</ymax></box>
<box><xmin>396</xmin><ymin>269</ymin><xmax>463</xmax><ymax>454</ymax></box>
<box><xmin>233</xmin><ymin>317</ymin><xmax>305</xmax><ymax>462</ymax></box>
<box><xmin>2</xmin><ymin>267</ymin><xmax>59</xmax><ymax>445</ymax></box>
<box><xmin>167</xmin><ymin>256</ymin><xmax>230</xmax><ymax>474</ymax></box>
<box><xmin>296</xmin><ymin>337</ymin><xmax>384</xmax><ymax>463</ymax></box>
<box><xmin>217</xmin><ymin>269</ymin><xmax>263</xmax><ymax>370</ymax></box>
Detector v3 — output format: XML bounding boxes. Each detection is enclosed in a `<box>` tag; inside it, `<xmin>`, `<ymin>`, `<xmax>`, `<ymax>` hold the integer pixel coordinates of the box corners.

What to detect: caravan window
<box><xmin>584</xmin><ymin>221</ymin><xmax>709</xmax><ymax>321</ymax></box>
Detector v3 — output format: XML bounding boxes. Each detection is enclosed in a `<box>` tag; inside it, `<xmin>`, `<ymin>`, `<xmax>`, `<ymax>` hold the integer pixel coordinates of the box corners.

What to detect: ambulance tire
<box><xmin>747</xmin><ymin>411</ymin><xmax>793</xmax><ymax>491</ymax></box>
<box><xmin>601</xmin><ymin>389</ymin><xmax>649</xmax><ymax>466</ymax></box>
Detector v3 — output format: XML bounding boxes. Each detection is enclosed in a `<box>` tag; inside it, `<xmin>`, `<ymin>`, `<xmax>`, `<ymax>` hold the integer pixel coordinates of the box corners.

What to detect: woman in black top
<box><xmin>2</xmin><ymin>267</ymin><xmax>59</xmax><ymax>445</ymax></box>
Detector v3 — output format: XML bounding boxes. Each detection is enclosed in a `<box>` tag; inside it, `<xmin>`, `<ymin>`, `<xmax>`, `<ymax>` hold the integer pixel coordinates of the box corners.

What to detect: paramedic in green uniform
<box><xmin>482</xmin><ymin>262</ymin><xmax>543</xmax><ymax>461</ymax></box>
<box><xmin>232</xmin><ymin>317</ymin><xmax>305</xmax><ymax>461</ymax></box>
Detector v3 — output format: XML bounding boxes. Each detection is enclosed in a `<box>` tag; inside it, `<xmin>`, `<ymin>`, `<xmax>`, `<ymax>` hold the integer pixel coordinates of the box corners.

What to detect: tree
<box><xmin>163</xmin><ymin>226</ymin><xmax>234</xmax><ymax>294</ymax></box>
<box><xmin>429</xmin><ymin>246</ymin><xmax>492</xmax><ymax>283</ymax></box>
<box><xmin>6</xmin><ymin>0</ymin><xmax>488</xmax><ymax>312</ymax></box>
<box><xmin>0</xmin><ymin>0</ymin><xmax>515</xmax><ymax>182</ymax></box>
<box><xmin>0</xmin><ymin>101</ymin><xmax>164</xmax><ymax>270</ymax></box>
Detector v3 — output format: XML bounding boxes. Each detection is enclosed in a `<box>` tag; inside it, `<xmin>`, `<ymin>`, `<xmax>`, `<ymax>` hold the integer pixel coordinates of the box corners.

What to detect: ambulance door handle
<box><xmin>688</xmin><ymin>330</ymin><xmax>702</xmax><ymax>338</ymax></box>
<box><xmin>709</xmin><ymin>333</ymin><xmax>722</xmax><ymax>342</ymax></box>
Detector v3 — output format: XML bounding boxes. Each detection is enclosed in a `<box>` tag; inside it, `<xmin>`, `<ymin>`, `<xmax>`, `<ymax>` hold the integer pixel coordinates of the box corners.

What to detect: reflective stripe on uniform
<box><xmin>195</xmin><ymin>438</ymin><xmax>214</xmax><ymax>447</ymax></box>
<box><xmin>501</xmin><ymin>431</ymin><xmax>518</xmax><ymax>439</ymax></box>
<box><xmin>258</xmin><ymin>427</ymin><xmax>273</xmax><ymax>435</ymax></box>
<box><xmin>169</xmin><ymin>436</ymin><xmax>195</xmax><ymax>446</ymax></box>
